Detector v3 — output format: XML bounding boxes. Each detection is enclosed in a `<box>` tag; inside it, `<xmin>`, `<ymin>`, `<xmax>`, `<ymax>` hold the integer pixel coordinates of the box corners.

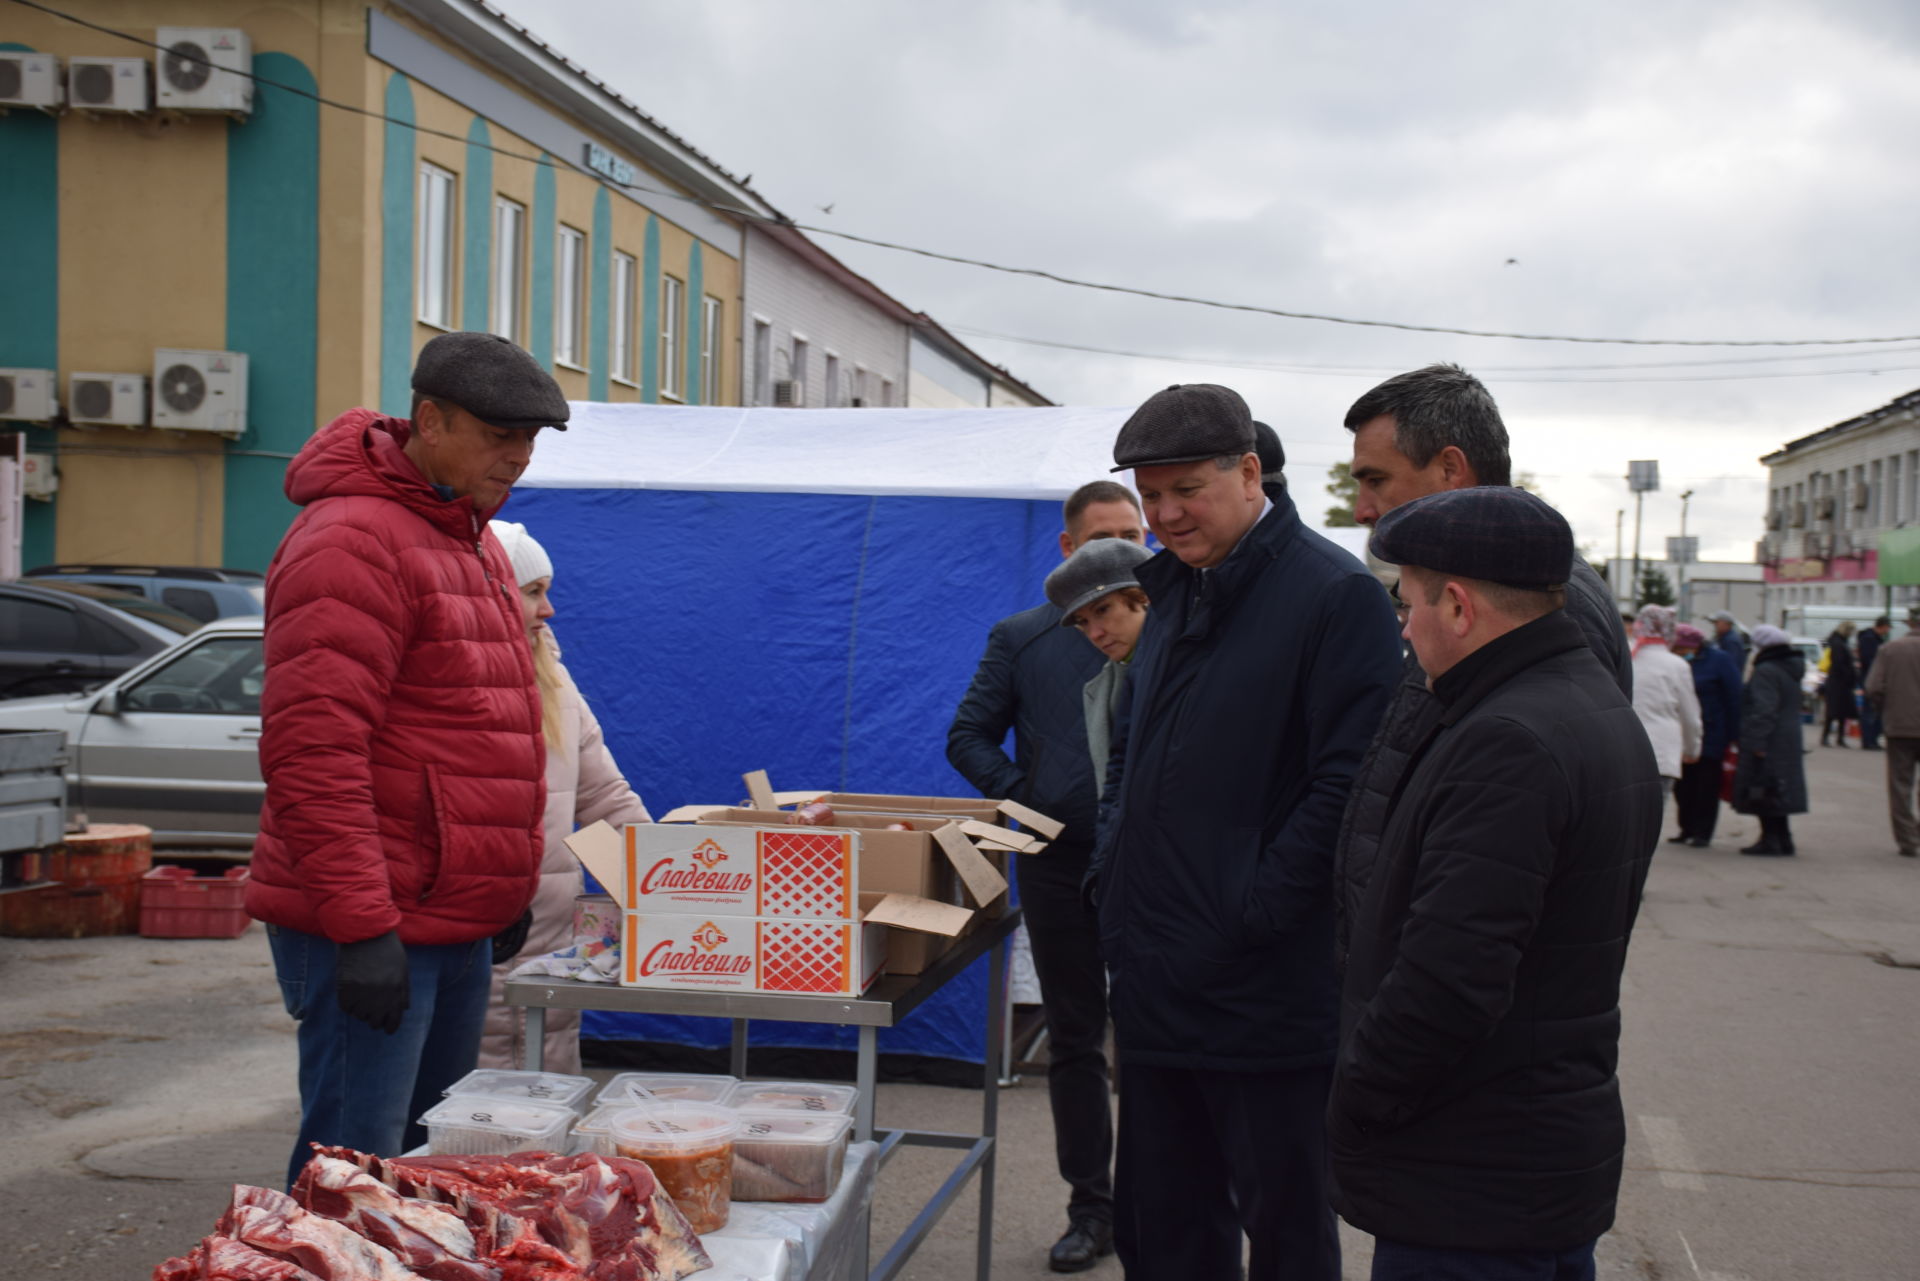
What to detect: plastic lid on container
<box><xmin>571</xmin><ymin>1102</ymin><xmax>629</xmax><ymax>1136</ymax></box>
<box><xmin>442</xmin><ymin>1069</ymin><xmax>595</xmax><ymax>1109</ymax></box>
<box><xmin>420</xmin><ymin>1095</ymin><xmax>577</xmax><ymax>1136</ymax></box>
<box><xmin>725</xmin><ymin>1081</ymin><xmax>858</xmax><ymax>1116</ymax></box>
<box><xmin>606</xmin><ymin>1103</ymin><xmax>739</xmax><ymax>1151</ymax></box>
<box><xmin>735</xmin><ymin>1110</ymin><xmax>854</xmax><ymax>1145</ymax></box>
<box><xmin>595</xmin><ymin>1072</ymin><xmax>738</xmax><ymax>1107</ymax></box>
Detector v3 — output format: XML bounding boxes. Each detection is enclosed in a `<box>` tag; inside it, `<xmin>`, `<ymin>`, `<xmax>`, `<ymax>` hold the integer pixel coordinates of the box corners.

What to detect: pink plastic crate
<box><xmin>139</xmin><ymin>865</ymin><xmax>251</xmax><ymax>939</ymax></box>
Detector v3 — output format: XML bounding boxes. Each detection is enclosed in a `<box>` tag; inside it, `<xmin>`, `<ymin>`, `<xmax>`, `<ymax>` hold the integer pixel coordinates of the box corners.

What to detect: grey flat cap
<box><xmin>1253</xmin><ymin>420</ymin><xmax>1284</xmax><ymax>477</ymax></box>
<box><xmin>1045</xmin><ymin>538</ymin><xmax>1156</xmax><ymax>623</ymax></box>
<box><xmin>1368</xmin><ymin>486</ymin><xmax>1573</xmax><ymax>590</ymax></box>
<box><xmin>1111</xmin><ymin>384</ymin><xmax>1254</xmax><ymax>472</ymax></box>
<box><xmin>413</xmin><ymin>332</ymin><xmax>569</xmax><ymax>431</ymax></box>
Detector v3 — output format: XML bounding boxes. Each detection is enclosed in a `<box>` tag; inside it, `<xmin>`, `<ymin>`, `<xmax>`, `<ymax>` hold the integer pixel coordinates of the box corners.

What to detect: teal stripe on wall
<box><xmin>640</xmin><ymin>217</ymin><xmax>661</xmax><ymax>401</ymax></box>
<box><xmin>685</xmin><ymin>241</ymin><xmax>704</xmax><ymax>405</ymax></box>
<box><xmin>224</xmin><ymin>52</ymin><xmax>319</xmax><ymax>571</ymax></box>
<box><xmin>529</xmin><ymin>156</ymin><xmax>556</xmax><ymax>370</ymax></box>
<box><xmin>589</xmin><ymin>188</ymin><xmax>612</xmax><ymax>400</ymax></box>
<box><xmin>379</xmin><ymin>74</ymin><xmax>415</xmax><ymax>416</ymax></box>
<box><xmin>462</xmin><ymin>118</ymin><xmax>493</xmax><ymax>333</ymax></box>
<box><xmin>0</xmin><ymin>42</ymin><xmax>59</xmax><ymax>568</ymax></box>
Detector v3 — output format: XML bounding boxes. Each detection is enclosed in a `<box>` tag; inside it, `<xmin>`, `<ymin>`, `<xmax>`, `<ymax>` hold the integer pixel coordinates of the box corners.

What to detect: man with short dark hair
<box><xmin>1711</xmin><ymin>611</ymin><xmax>1749</xmax><ymax>675</ymax></box>
<box><xmin>1254</xmin><ymin>419</ymin><xmax>1286</xmax><ymax>494</ymax></box>
<box><xmin>947</xmin><ymin>479</ymin><xmax>1145</xmax><ymax>1271</ymax></box>
<box><xmin>1091</xmin><ymin>384</ymin><xmax>1402</xmax><ymax>1280</ymax></box>
<box><xmin>1334</xmin><ymin>363</ymin><xmax>1629</xmax><ymax>970</ymax></box>
<box><xmin>249</xmin><ymin>331</ymin><xmax>562</xmax><ymax>1189</ymax></box>
<box><xmin>1859</xmin><ymin>614</ymin><xmax>1893</xmax><ymax>749</ymax></box>
<box><xmin>1864</xmin><ymin>608</ymin><xmax>1920</xmax><ymax>856</ymax></box>
<box><xmin>1333</xmin><ymin>486</ymin><xmax>1662</xmax><ymax>1281</ymax></box>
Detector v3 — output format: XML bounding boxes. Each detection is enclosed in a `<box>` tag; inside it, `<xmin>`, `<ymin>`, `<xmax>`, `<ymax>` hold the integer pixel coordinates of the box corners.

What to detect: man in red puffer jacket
<box><xmin>248</xmin><ymin>332</ymin><xmax>565</xmax><ymax>1188</ymax></box>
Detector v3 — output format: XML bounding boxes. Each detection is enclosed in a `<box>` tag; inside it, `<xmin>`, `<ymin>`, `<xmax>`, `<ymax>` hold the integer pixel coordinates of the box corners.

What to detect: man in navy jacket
<box><xmin>1089</xmin><ymin>384</ymin><xmax>1402</xmax><ymax>1280</ymax></box>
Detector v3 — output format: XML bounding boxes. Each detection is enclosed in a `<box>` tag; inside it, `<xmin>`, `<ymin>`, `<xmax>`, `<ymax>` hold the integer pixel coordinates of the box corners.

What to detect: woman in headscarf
<box><xmin>1821</xmin><ymin>620</ymin><xmax>1859</xmax><ymax>747</ymax></box>
<box><xmin>1670</xmin><ymin>624</ymin><xmax>1743</xmax><ymax>848</ymax></box>
<box><xmin>1732</xmin><ymin>624</ymin><xmax>1809</xmax><ymax>856</ymax></box>
<box><xmin>1630</xmin><ymin>604</ymin><xmax>1703</xmax><ymax>789</ymax></box>
<box><xmin>478</xmin><ymin>521</ymin><xmax>652</xmax><ymax>1071</ymax></box>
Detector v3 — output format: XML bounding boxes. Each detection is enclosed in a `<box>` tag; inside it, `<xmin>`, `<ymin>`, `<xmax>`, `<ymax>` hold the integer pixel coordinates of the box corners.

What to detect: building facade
<box><xmin>1758</xmin><ymin>387</ymin><xmax>1920</xmax><ymax>622</ymax></box>
<box><xmin>1</xmin><ymin>0</ymin><xmax>763</xmax><ymax>571</ymax></box>
<box><xmin>742</xmin><ymin>223</ymin><xmax>912</xmax><ymax>409</ymax></box>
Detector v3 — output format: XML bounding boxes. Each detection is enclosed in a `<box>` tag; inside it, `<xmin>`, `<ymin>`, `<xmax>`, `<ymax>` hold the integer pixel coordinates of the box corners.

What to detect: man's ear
<box><xmin>1438</xmin><ymin>445</ymin><xmax>1476</xmax><ymax>490</ymax></box>
<box><xmin>414</xmin><ymin>398</ymin><xmax>444</xmax><ymax>443</ymax></box>
<box><xmin>1447</xmin><ymin>580</ymin><xmax>1475</xmax><ymax>636</ymax></box>
<box><xmin>1241</xmin><ymin>451</ymin><xmax>1262</xmax><ymax>496</ymax></box>
<box><xmin>1059</xmin><ymin>528</ymin><xmax>1075</xmax><ymax>559</ymax></box>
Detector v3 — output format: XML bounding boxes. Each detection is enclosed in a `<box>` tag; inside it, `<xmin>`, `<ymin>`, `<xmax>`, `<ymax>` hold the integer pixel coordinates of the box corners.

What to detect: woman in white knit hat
<box><xmin>478</xmin><ymin>520</ymin><xmax>652</xmax><ymax>1072</ymax></box>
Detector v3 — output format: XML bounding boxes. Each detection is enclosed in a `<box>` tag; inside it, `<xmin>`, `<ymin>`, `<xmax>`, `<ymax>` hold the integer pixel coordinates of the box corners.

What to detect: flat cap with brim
<box><xmin>1111</xmin><ymin>383</ymin><xmax>1253</xmax><ymax>472</ymax></box>
<box><xmin>413</xmin><ymin>331</ymin><xmax>569</xmax><ymax>431</ymax></box>
<box><xmin>1045</xmin><ymin>537</ymin><xmax>1156</xmax><ymax>623</ymax></box>
<box><xmin>1368</xmin><ymin>485</ymin><xmax>1573</xmax><ymax>590</ymax></box>
<box><xmin>1253</xmin><ymin>420</ymin><xmax>1284</xmax><ymax>476</ymax></box>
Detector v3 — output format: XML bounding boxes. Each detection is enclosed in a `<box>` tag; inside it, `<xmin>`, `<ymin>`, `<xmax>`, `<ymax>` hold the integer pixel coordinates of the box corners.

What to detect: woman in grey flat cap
<box><xmin>1045</xmin><ymin>538</ymin><xmax>1157</xmax><ymax>781</ymax></box>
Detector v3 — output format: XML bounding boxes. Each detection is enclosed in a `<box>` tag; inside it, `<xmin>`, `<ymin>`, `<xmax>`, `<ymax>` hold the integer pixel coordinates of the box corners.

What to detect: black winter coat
<box><xmin>1330</xmin><ymin>610</ymin><xmax>1662</xmax><ymax>1252</ymax></box>
<box><xmin>947</xmin><ymin>601</ymin><xmax>1106</xmax><ymax>849</ymax></box>
<box><xmin>1822</xmin><ymin>631</ymin><xmax>1858</xmax><ymax>721</ymax></box>
<box><xmin>1333</xmin><ymin>556</ymin><xmax>1630</xmax><ymax>966</ymax></box>
<box><xmin>1733</xmin><ymin>645</ymin><xmax>1809</xmax><ymax>815</ymax></box>
<box><xmin>1089</xmin><ymin>493</ymin><xmax>1402</xmax><ymax>1071</ymax></box>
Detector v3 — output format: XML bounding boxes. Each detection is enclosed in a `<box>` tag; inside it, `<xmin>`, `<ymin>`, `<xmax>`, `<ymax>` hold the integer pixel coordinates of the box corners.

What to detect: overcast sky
<box><xmin>498</xmin><ymin>0</ymin><xmax>1920</xmax><ymax>562</ymax></box>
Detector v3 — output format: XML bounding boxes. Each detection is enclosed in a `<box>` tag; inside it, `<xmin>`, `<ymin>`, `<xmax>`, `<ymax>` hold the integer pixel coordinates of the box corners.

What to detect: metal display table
<box><xmin>505</xmin><ymin>906</ymin><xmax>1020</xmax><ymax>1281</ymax></box>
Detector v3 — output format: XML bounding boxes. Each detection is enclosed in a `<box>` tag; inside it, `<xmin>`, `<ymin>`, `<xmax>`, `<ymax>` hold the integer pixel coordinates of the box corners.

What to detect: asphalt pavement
<box><xmin>1</xmin><ymin>728</ymin><xmax>1913</xmax><ymax>1280</ymax></box>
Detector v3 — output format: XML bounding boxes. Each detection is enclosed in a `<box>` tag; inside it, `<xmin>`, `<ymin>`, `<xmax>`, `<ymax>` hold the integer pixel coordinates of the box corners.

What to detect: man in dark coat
<box><xmin>1332</xmin><ymin>486</ymin><xmax>1663</xmax><ymax>1280</ymax></box>
<box><xmin>1088</xmin><ymin>384</ymin><xmax>1402</xmax><ymax>1280</ymax></box>
<box><xmin>1334</xmin><ymin>364</ymin><xmax>1631</xmax><ymax>968</ymax></box>
<box><xmin>1858</xmin><ymin>615</ymin><xmax>1891</xmax><ymax>749</ymax></box>
<box><xmin>1712</xmin><ymin>611</ymin><xmax>1749</xmax><ymax>675</ymax></box>
<box><xmin>1671</xmin><ymin>624</ymin><xmax>1742</xmax><ymax>847</ymax></box>
<box><xmin>1734</xmin><ymin>624</ymin><xmax>1810</xmax><ymax>856</ymax></box>
<box><xmin>947</xmin><ymin>479</ymin><xmax>1144</xmax><ymax>1271</ymax></box>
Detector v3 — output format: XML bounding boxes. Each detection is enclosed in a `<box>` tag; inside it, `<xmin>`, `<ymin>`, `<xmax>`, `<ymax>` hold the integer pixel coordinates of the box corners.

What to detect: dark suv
<box><xmin>0</xmin><ymin>580</ymin><xmax>202</xmax><ymax>698</ymax></box>
<box><xmin>23</xmin><ymin>564</ymin><xmax>265</xmax><ymax>624</ymax></box>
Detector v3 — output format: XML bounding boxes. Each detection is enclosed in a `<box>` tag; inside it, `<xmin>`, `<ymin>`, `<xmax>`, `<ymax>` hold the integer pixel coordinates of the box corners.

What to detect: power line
<box><xmin>16</xmin><ymin>0</ymin><xmax>1920</xmax><ymax>352</ymax></box>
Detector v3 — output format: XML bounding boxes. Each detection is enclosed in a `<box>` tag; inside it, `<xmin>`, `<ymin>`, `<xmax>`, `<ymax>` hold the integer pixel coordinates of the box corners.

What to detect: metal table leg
<box><xmin>978</xmin><ymin>937</ymin><xmax>1005</xmax><ymax>1281</ymax></box>
<box><xmin>856</xmin><ymin>1024</ymin><xmax>877</xmax><ymax>1280</ymax></box>
<box><xmin>521</xmin><ymin>1006</ymin><xmax>547</xmax><ymax>1072</ymax></box>
<box><xmin>729</xmin><ymin>1018</ymin><xmax>749</xmax><ymax>1079</ymax></box>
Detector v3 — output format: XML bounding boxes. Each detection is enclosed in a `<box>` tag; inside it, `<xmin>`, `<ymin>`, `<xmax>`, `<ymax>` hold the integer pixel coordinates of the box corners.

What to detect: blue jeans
<box><xmin>267</xmin><ymin>924</ymin><xmax>493</xmax><ymax>1190</ymax></box>
<box><xmin>1371</xmin><ymin>1237</ymin><xmax>1597</xmax><ymax>1281</ymax></box>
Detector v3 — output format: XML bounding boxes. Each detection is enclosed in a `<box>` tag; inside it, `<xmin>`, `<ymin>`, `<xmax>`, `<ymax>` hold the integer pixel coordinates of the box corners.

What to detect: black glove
<box><xmin>336</xmin><ymin>930</ymin><xmax>410</xmax><ymax>1034</ymax></box>
<box><xmin>492</xmin><ymin>909</ymin><xmax>534</xmax><ymax>967</ymax></box>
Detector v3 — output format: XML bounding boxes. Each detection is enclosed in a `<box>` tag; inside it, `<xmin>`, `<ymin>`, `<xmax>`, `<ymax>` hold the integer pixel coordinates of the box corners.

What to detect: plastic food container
<box><xmin>608</xmin><ymin>1103</ymin><xmax>739</xmax><ymax>1234</ymax></box>
<box><xmin>569</xmin><ymin>1102</ymin><xmax>629</xmax><ymax>1156</ymax></box>
<box><xmin>594</xmin><ymin>1072</ymin><xmax>738</xmax><ymax>1108</ymax></box>
<box><xmin>725</xmin><ymin>1080</ymin><xmax>858</xmax><ymax>1116</ymax></box>
<box><xmin>731</xmin><ymin>1110</ymin><xmax>853</xmax><ymax>1203</ymax></box>
<box><xmin>441</xmin><ymin>1069</ymin><xmax>596</xmax><ymax>1111</ymax></box>
<box><xmin>420</xmin><ymin>1096</ymin><xmax>576</xmax><ymax>1155</ymax></box>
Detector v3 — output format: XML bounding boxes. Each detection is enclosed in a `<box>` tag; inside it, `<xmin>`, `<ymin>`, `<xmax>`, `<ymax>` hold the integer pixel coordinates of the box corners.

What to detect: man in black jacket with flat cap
<box><xmin>1332</xmin><ymin>486</ymin><xmax>1662</xmax><ymax>1280</ymax></box>
<box><xmin>1090</xmin><ymin>385</ymin><xmax>1402</xmax><ymax>1281</ymax></box>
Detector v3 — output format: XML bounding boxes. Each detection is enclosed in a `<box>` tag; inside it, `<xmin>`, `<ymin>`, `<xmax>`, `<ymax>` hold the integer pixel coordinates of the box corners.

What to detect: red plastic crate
<box><xmin>139</xmin><ymin>865</ymin><xmax>252</xmax><ymax>939</ymax></box>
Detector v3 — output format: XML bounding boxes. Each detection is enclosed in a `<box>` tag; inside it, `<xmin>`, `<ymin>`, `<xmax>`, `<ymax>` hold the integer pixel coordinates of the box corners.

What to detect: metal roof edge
<box><xmin>1760</xmin><ymin>385</ymin><xmax>1920</xmax><ymax>466</ymax></box>
<box><xmin>910</xmin><ymin>314</ymin><xmax>1054</xmax><ymax>406</ymax></box>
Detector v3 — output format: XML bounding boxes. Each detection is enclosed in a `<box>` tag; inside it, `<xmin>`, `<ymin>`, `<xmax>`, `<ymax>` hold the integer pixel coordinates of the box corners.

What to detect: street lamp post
<box><xmin>1679</xmin><ymin>489</ymin><xmax>1694</xmax><ymax>618</ymax></box>
<box><xmin>1629</xmin><ymin>461</ymin><xmax>1660</xmax><ymax>609</ymax></box>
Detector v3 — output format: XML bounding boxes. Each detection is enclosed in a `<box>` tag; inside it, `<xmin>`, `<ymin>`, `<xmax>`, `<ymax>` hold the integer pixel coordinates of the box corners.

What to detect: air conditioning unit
<box><xmin>67</xmin><ymin>57</ymin><xmax>149</xmax><ymax>113</ymax></box>
<box><xmin>1854</xmin><ymin>482</ymin><xmax>1871</xmax><ymax>510</ymax></box>
<box><xmin>771</xmin><ymin>379</ymin><xmax>805</xmax><ymax>407</ymax></box>
<box><xmin>0</xmin><ymin>51</ymin><xmax>63</xmax><ymax>111</ymax></box>
<box><xmin>1814</xmin><ymin>494</ymin><xmax>1837</xmax><ymax>521</ymax></box>
<box><xmin>21</xmin><ymin>453</ymin><xmax>56</xmax><ymax>501</ymax></box>
<box><xmin>0</xmin><ymin>368</ymin><xmax>59</xmax><ymax>422</ymax></box>
<box><xmin>69</xmin><ymin>372</ymin><xmax>148</xmax><ymax>426</ymax></box>
<box><xmin>1754</xmin><ymin>539</ymin><xmax>1773</xmax><ymax>566</ymax></box>
<box><xmin>1832</xmin><ymin>532</ymin><xmax>1854</xmax><ymax>559</ymax></box>
<box><xmin>154</xmin><ymin>27</ymin><xmax>252</xmax><ymax>115</ymax></box>
<box><xmin>1802</xmin><ymin>532</ymin><xmax>1829</xmax><ymax>559</ymax></box>
<box><xmin>1765</xmin><ymin>509</ymin><xmax>1783</xmax><ymax>531</ymax></box>
<box><xmin>152</xmin><ymin>348</ymin><xmax>247</xmax><ymax>435</ymax></box>
<box><xmin>1790</xmin><ymin>501</ymin><xmax>1807</xmax><ymax>527</ymax></box>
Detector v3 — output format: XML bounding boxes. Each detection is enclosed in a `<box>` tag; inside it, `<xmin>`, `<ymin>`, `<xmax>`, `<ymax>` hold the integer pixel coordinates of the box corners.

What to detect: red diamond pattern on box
<box><xmin>759</xmin><ymin>919</ymin><xmax>850</xmax><ymax>993</ymax></box>
<box><xmin>755</xmin><ymin>830</ymin><xmax>852</xmax><ymax>918</ymax></box>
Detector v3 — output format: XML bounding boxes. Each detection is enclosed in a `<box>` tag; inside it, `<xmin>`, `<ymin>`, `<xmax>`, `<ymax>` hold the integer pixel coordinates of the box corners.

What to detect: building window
<box><xmin>1871</xmin><ymin>459</ymin><xmax>1884</xmax><ymax>527</ymax></box>
<box><xmin>556</xmin><ymin>224</ymin><xmax>586</xmax><ymax>367</ymax></box>
<box><xmin>660</xmin><ymin>275</ymin><xmax>685</xmax><ymax>399</ymax></box>
<box><xmin>416</xmin><ymin>162</ymin><xmax>457</xmax><ymax>329</ymax></box>
<box><xmin>752</xmin><ymin>318</ymin><xmax>772</xmax><ymax>406</ymax></box>
<box><xmin>701</xmin><ymin>295</ymin><xmax>723</xmax><ymax>405</ymax></box>
<box><xmin>790</xmin><ymin>336</ymin><xmax>809</xmax><ymax>405</ymax></box>
<box><xmin>491</xmin><ymin>197</ymin><xmax>525</xmax><ymax>342</ymax></box>
<box><xmin>853</xmin><ymin>365</ymin><xmax>868</xmax><ymax>407</ymax></box>
<box><xmin>611</xmin><ymin>251</ymin><xmax>637</xmax><ymax>384</ymax></box>
<box><xmin>880</xmin><ymin>376</ymin><xmax>894</xmax><ymax>408</ymax></box>
<box><xmin>823</xmin><ymin>353</ymin><xmax>840</xmax><ymax>408</ymax></box>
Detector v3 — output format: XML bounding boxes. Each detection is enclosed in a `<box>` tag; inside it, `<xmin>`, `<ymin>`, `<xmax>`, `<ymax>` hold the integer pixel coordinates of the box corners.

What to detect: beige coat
<box><xmin>1865</xmin><ymin>630</ymin><xmax>1920</xmax><ymax>738</ymax></box>
<box><xmin>478</xmin><ymin>657</ymin><xmax>651</xmax><ymax>1073</ymax></box>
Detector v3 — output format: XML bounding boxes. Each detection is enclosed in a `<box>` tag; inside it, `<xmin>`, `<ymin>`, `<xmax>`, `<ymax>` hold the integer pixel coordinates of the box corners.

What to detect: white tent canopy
<box><xmin>520</xmin><ymin>403</ymin><xmax>1137</xmax><ymax>500</ymax></box>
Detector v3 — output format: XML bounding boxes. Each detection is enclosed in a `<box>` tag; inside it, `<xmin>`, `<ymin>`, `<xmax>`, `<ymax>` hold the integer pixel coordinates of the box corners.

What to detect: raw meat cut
<box><xmin>216</xmin><ymin>1186</ymin><xmax>416</xmax><ymax>1281</ymax></box>
<box><xmin>292</xmin><ymin>1155</ymin><xmax>499</xmax><ymax>1281</ymax></box>
<box><xmin>152</xmin><ymin>1234</ymin><xmax>329</xmax><ymax>1280</ymax></box>
<box><xmin>315</xmin><ymin>1147</ymin><xmax>710</xmax><ymax>1281</ymax></box>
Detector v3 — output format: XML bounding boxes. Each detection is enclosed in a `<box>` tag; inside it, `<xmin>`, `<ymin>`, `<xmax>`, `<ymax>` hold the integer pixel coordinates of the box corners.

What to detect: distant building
<box><xmin>1604</xmin><ymin>558</ymin><xmax>1765</xmax><ymax>625</ymax></box>
<box><xmin>1757</xmin><ymin>387</ymin><xmax>1920</xmax><ymax>622</ymax></box>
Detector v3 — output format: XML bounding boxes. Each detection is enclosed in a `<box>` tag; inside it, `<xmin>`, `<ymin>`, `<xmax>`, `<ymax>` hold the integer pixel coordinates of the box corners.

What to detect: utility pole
<box><xmin>1628</xmin><ymin>462</ymin><xmax>1660</xmax><ymax>610</ymax></box>
<box><xmin>1678</xmin><ymin>489</ymin><xmax>1694</xmax><ymax>619</ymax></box>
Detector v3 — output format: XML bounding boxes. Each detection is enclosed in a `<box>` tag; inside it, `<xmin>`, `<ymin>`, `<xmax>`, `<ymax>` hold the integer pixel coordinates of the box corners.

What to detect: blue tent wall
<box><xmin>506</xmin><ymin>485</ymin><xmax>1065</xmax><ymax>1062</ymax></box>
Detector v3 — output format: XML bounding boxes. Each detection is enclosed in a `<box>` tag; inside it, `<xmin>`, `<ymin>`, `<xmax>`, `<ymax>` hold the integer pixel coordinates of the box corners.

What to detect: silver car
<box><xmin>0</xmin><ymin>617</ymin><xmax>264</xmax><ymax>847</ymax></box>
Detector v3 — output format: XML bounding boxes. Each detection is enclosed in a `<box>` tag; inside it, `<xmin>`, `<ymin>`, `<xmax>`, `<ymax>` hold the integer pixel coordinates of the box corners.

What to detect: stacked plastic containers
<box><xmin>725</xmin><ymin>1080</ymin><xmax>858</xmax><ymax>1204</ymax></box>
<box><xmin>419</xmin><ymin>1069</ymin><xmax>595</xmax><ymax>1155</ymax></box>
